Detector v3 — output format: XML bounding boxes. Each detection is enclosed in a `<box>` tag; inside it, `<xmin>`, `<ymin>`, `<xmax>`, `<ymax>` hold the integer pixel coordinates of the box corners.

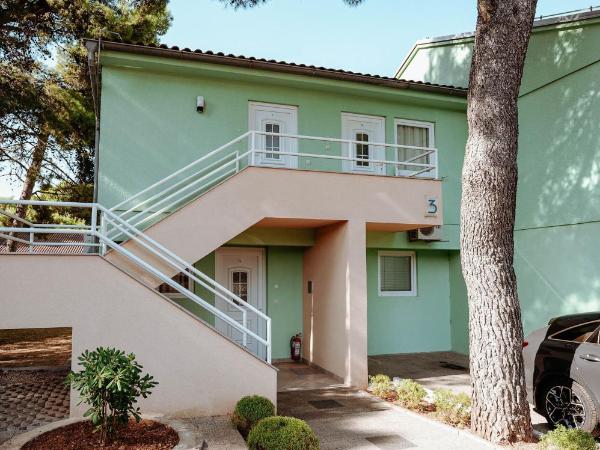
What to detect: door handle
<box><xmin>579</xmin><ymin>354</ymin><xmax>600</xmax><ymax>362</ymax></box>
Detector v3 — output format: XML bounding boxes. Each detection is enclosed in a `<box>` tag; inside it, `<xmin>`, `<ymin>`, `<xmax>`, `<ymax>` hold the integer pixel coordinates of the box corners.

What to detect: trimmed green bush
<box><xmin>231</xmin><ymin>395</ymin><xmax>275</xmax><ymax>435</ymax></box>
<box><xmin>247</xmin><ymin>416</ymin><xmax>319</xmax><ymax>450</ymax></box>
<box><xmin>433</xmin><ymin>389</ymin><xmax>471</xmax><ymax>427</ymax></box>
<box><xmin>538</xmin><ymin>426</ymin><xmax>597</xmax><ymax>450</ymax></box>
<box><xmin>368</xmin><ymin>374</ymin><xmax>393</xmax><ymax>398</ymax></box>
<box><xmin>395</xmin><ymin>379</ymin><xmax>427</xmax><ymax>410</ymax></box>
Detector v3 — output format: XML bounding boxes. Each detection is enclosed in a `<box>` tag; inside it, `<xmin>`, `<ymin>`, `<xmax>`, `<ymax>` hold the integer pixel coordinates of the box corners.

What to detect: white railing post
<box><xmin>99</xmin><ymin>212</ymin><xmax>107</xmax><ymax>256</ymax></box>
<box><xmin>90</xmin><ymin>205</ymin><xmax>97</xmax><ymax>253</ymax></box>
<box><xmin>29</xmin><ymin>232</ymin><xmax>34</xmax><ymax>253</ymax></box>
<box><xmin>266</xmin><ymin>317</ymin><xmax>272</xmax><ymax>364</ymax></box>
<box><xmin>250</xmin><ymin>131</ymin><xmax>256</xmax><ymax>166</ymax></box>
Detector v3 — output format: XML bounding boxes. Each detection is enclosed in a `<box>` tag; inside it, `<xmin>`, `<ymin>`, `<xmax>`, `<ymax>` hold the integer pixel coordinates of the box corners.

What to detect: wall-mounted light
<box><xmin>196</xmin><ymin>96</ymin><xmax>205</xmax><ymax>113</ymax></box>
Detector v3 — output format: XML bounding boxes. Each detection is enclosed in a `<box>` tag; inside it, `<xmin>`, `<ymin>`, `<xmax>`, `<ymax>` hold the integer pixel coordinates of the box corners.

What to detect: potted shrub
<box><xmin>247</xmin><ymin>416</ymin><xmax>319</xmax><ymax>450</ymax></box>
<box><xmin>231</xmin><ymin>395</ymin><xmax>275</xmax><ymax>438</ymax></box>
<box><xmin>20</xmin><ymin>347</ymin><xmax>178</xmax><ymax>449</ymax></box>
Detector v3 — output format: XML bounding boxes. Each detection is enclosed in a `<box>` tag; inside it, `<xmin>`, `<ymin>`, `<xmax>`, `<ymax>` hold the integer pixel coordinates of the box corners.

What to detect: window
<box><xmin>355</xmin><ymin>132</ymin><xmax>370</xmax><ymax>167</ymax></box>
<box><xmin>231</xmin><ymin>270</ymin><xmax>249</xmax><ymax>303</ymax></box>
<box><xmin>157</xmin><ymin>272</ymin><xmax>193</xmax><ymax>298</ymax></box>
<box><xmin>395</xmin><ymin>119</ymin><xmax>435</xmax><ymax>177</ymax></box>
<box><xmin>265</xmin><ymin>123</ymin><xmax>280</xmax><ymax>159</ymax></box>
<box><xmin>378</xmin><ymin>251</ymin><xmax>416</xmax><ymax>296</ymax></box>
<box><xmin>550</xmin><ymin>321</ymin><xmax>600</xmax><ymax>343</ymax></box>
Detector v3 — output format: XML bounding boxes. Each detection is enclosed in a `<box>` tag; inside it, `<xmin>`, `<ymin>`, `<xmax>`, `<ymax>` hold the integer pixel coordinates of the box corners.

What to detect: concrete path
<box><xmin>278</xmin><ymin>387</ymin><xmax>498</xmax><ymax>450</ymax></box>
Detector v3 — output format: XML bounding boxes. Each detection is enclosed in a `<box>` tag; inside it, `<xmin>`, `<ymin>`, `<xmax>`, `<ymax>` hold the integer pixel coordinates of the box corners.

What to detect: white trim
<box><xmin>248</xmin><ymin>102</ymin><xmax>298</xmax><ymax>169</ymax></box>
<box><xmin>377</xmin><ymin>250</ymin><xmax>417</xmax><ymax>297</ymax></box>
<box><xmin>341</xmin><ymin>113</ymin><xmax>386</xmax><ymax>175</ymax></box>
<box><xmin>394</xmin><ymin>118</ymin><xmax>437</xmax><ymax>178</ymax></box>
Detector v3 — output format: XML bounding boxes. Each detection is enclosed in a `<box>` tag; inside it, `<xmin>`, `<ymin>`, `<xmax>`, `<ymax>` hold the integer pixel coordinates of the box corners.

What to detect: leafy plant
<box><xmin>433</xmin><ymin>389</ymin><xmax>471</xmax><ymax>427</ymax></box>
<box><xmin>66</xmin><ymin>347</ymin><xmax>158</xmax><ymax>444</ymax></box>
<box><xmin>247</xmin><ymin>416</ymin><xmax>319</xmax><ymax>450</ymax></box>
<box><xmin>231</xmin><ymin>395</ymin><xmax>275</xmax><ymax>436</ymax></box>
<box><xmin>368</xmin><ymin>374</ymin><xmax>393</xmax><ymax>398</ymax></box>
<box><xmin>538</xmin><ymin>426</ymin><xmax>597</xmax><ymax>450</ymax></box>
<box><xmin>396</xmin><ymin>379</ymin><xmax>427</xmax><ymax>410</ymax></box>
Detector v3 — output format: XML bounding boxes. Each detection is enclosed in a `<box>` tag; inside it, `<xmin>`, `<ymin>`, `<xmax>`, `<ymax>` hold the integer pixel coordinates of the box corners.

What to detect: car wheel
<box><xmin>542</xmin><ymin>380</ymin><xmax>598</xmax><ymax>433</ymax></box>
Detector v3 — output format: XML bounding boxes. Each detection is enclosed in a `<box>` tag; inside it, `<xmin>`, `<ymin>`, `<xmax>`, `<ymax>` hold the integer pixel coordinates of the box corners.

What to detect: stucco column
<box><xmin>303</xmin><ymin>220</ymin><xmax>368</xmax><ymax>388</ymax></box>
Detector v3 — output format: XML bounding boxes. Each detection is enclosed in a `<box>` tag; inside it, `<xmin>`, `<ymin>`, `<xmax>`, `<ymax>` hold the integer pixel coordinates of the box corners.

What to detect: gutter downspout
<box><xmin>85</xmin><ymin>39</ymin><xmax>101</xmax><ymax>205</ymax></box>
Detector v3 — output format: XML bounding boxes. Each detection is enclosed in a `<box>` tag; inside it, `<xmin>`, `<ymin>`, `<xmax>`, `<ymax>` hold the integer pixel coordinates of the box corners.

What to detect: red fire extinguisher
<box><xmin>290</xmin><ymin>333</ymin><xmax>302</xmax><ymax>361</ymax></box>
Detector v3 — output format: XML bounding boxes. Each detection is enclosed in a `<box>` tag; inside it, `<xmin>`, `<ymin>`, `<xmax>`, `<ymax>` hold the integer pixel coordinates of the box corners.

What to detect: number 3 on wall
<box><xmin>426</xmin><ymin>196</ymin><xmax>439</xmax><ymax>216</ymax></box>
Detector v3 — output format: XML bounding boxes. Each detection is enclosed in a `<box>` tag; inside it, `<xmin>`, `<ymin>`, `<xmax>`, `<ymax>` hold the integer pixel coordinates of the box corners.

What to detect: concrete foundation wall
<box><xmin>0</xmin><ymin>255</ymin><xmax>277</xmax><ymax>417</ymax></box>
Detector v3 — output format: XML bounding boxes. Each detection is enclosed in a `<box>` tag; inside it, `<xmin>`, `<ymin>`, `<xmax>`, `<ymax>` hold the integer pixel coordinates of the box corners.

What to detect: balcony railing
<box><xmin>107</xmin><ymin>131</ymin><xmax>438</xmax><ymax>234</ymax></box>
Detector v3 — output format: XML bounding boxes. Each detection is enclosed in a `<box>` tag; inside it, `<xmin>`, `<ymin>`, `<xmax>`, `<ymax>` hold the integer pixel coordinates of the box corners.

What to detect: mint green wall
<box><xmin>98</xmin><ymin>52</ymin><xmax>467</xmax><ymax>246</ymax></box>
<box><xmin>266</xmin><ymin>247</ymin><xmax>304</xmax><ymax>360</ymax></box>
<box><xmin>172</xmin><ymin>252</ymin><xmax>216</xmax><ymax>325</ymax></box>
<box><xmin>448</xmin><ymin>251</ymin><xmax>469</xmax><ymax>355</ymax></box>
<box><xmin>397</xmin><ymin>18</ymin><xmax>600</xmax><ymax>92</ymax></box>
<box><xmin>367</xmin><ymin>249</ymin><xmax>451</xmax><ymax>355</ymax></box>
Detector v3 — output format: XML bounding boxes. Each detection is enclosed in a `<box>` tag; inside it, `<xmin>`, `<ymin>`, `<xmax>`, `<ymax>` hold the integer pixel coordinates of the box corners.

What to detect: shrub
<box><xmin>433</xmin><ymin>389</ymin><xmax>471</xmax><ymax>427</ymax></box>
<box><xmin>247</xmin><ymin>416</ymin><xmax>319</xmax><ymax>450</ymax></box>
<box><xmin>368</xmin><ymin>374</ymin><xmax>393</xmax><ymax>398</ymax></box>
<box><xmin>538</xmin><ymin>426</ymin><xmax>597</xmax><ymax>450</ymax></box>
<box><xmin>395</xmin><ymin>379</ymin><xmax>427</xmax><ymax>410</ymax></box>
<box><xmin>232</xmin><ymin>395</ymin><xmax>275</xmax><ymax>436</ymax></box>
<box><xmin>66</xmin><ymin>347</ymin><xmax>157</xmax><ymax>444</ymax></box>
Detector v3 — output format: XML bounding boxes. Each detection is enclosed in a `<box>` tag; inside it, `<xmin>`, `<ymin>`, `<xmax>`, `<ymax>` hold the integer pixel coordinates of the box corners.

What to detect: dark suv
<box><xmin>523</xmin><ymin>312</ymin><xmax>600</xmax><ymax>432</ymax></box>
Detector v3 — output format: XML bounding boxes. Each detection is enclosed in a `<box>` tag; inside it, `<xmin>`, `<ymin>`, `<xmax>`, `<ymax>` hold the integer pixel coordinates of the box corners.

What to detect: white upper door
<box><xmin>341</xmin><ymin>113</ymin><xmax>386</xmax><ymax>175</ymax></box>
<box><xmin>249</xmin><ymin>102</ymin><xmax>298</xmax><ymax>169</ymax></box>
<box><xmin>215</xmin><ymin>247</ymin><xmax>266</xmax><ymax>359</ymax></box>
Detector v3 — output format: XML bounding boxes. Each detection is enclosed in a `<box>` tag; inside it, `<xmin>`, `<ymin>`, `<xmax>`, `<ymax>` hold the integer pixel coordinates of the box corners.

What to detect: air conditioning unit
<box><xmin>408</xmin><ymin>226</ymin><xmax>442</xmax><ymax>241</ymax></box>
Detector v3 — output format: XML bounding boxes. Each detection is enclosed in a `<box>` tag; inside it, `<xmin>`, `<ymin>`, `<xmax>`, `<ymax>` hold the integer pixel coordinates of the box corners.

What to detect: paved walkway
<box><xmin>278</xmin><ymin>387</ymin><xmax>496</xmax><ymax>450</ymax></box>
<box><xmin>0</xmin><ymin>368</ymin><xmax>70</xmax><ymax>444</ymax></box>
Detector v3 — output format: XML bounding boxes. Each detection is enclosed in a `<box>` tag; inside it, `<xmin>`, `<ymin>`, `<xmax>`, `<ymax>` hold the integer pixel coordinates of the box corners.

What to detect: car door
<box><xmin>573</xmin><ymin>324</ymin><xmax>600</xmax><ymax>405</ymax></box>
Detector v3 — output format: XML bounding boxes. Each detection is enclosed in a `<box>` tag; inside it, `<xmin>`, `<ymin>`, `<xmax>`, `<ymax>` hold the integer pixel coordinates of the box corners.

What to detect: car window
<box><xmin>550</xmin><ymin>321</ymin><xmax>600</xmax><ymax>343</ymax></box>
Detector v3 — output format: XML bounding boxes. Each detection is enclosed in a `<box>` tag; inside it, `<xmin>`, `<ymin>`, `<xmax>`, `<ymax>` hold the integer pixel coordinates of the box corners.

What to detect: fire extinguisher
<box><xmin>290</xmin><ymin>333</ymin><xmax>302</xmax><ymax>361</ymax></box>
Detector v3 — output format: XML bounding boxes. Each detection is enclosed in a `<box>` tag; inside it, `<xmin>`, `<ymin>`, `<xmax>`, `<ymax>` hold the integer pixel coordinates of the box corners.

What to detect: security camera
<box><xmin>196</xmin><ymin>96</ymin><xmax>205</xmax><ymax>113</ymax></box>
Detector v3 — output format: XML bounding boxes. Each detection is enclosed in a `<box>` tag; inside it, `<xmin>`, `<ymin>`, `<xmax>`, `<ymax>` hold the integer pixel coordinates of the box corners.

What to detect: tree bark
<box><xmin>461</xmin><ymin>0</ymin><xmax>537</xmax><ymax>443</ymax></box>
<box><xmin>7</xmin><ymin>128</ymin><xmax>48</xmax><ymax>251</ymax></box>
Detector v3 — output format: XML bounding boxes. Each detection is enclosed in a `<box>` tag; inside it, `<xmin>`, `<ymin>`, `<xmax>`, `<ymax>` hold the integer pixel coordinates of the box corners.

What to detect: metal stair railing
<box><xmin>0</xmin><ymin>199</ymin><xmax>272</xmax><ymax>363</ymax></box>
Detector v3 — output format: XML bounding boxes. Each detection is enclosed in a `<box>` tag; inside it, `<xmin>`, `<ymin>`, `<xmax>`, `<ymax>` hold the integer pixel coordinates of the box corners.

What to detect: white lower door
<box><xmin>341</xmin><ymin>113</ymin><xmax>386</xmax><ymax>175</ymax></box>
<box><xmin>249</xmin><ymin>102</ymin><xmax>298</xmax><ymax>168</ymax></box>
<box><xmin>215</xmin><ymin>247</ymin><xmax>266</xmax><ymax>359</ymax></box>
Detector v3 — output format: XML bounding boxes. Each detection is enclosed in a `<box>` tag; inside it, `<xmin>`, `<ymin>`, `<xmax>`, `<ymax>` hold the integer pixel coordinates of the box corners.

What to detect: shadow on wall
<box><xmin>515</xmin><ymin>25</ymin><xmax>600</xmax><ymax>334</ymax></box>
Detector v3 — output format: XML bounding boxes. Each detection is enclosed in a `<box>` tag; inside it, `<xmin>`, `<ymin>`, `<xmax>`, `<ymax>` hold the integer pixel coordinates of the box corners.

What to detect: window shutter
<box><xmin>380</xmin><ymin>255</ymin><xmax>411</xmax><ymax>292</ymax></box>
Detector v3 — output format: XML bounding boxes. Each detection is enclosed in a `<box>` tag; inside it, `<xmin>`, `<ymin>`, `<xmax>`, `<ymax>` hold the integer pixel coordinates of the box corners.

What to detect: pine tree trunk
<box><xmin>461</xmin><ymin>0</ymin><xmax>537</xmax><ymax>443</ymax></box>
<box><xmin>7</xmin><ymin>129</ymin><xmax>48</xmax><ymax>252</ymax></box>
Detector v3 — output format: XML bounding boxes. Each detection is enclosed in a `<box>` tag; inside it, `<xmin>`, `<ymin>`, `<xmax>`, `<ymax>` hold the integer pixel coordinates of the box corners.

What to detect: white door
<box><xmin>215</xmin><ymin>247</ymin><xmax>266</xmax><ymax>359</ymax></box>
<box><xmin>341</xmin><ymin>113</ymin><xmax>386</xmax><ymax>175</ymax></box>
<box><xmin>249</xmin><ymin>102</ymin><xmax>298</xmax><ymax>168</ymax></box>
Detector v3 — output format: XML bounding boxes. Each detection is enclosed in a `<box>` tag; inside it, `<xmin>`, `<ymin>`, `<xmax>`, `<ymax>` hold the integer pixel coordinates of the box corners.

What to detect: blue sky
<box><xmin>0</xmin><ymin>1</ymin><xmax>593</xmax><ymax>197</ymax></box>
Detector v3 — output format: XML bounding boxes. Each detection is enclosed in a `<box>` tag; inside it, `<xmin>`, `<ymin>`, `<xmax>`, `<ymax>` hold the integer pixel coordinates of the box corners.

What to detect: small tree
<box><xmin>67</xmin><ymin>347</ymin><xmax>158</xmax><ymax>444</ymax></box>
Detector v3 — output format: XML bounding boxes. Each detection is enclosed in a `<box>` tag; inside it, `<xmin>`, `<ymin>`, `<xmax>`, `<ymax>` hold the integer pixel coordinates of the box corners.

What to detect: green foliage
<box><xmin>232</xmin><ymin>395</ymin><xmax>275</xmax><ymax>434</ymax></box>
<box><xmin>433</xmin><ymin>389</ymin><xmax>471</xmax><ymax>427</ymax></box>
<box><xmin>247</xmin><ymin>416</ymin><xmax>319</xmax><ymax>450</ymax></box>
<box><xmin>66</xmin><ymin>347</ymin><xmax>158</xmax><ymax>444</ymax></box>
<box><xmin>368</xmin><ymin>374</ymin><xmax>393</xmax><ymax>397</ymax></box>
<box><xmin>538</xmin><ymin>426</ymin><xmax>597</xmax><ymax>450</ymax></box>
<box><xmin>395</xmin><ymin>379</ymin><xmax>427</xmax><ymax>410</ymax></box>
<box><xmin>1</xmin><ymin>0</ymin><xmax>172</xmax><ymax>197</ymax></box>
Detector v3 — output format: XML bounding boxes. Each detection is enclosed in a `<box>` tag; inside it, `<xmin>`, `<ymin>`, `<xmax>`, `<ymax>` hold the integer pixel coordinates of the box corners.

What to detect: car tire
<box><xmin>541</xmin><ymin>379</ymin><xmax>598</xmax><ymax>433</ymax></box>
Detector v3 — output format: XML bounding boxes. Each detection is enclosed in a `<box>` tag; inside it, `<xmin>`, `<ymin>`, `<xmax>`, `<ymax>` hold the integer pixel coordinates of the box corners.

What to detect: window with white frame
<box><xmin>355</xmin><ymin>132</ymin><xmax>370</xmax><ymax>167</ymax></box>
<box><xmin>378</xmin><ymin>251</ymin><xmax>417</xmax><ymax>296</ymax></box>
<box><xmin>395</xmin><ymin>119</ymin><xmax>435</xmax><ymax>177</ymax></box>
<box><xmin>157</xmin><ymin>272</ymin><xmax>193</xmax><ymax>299</ymax></box>
<box><xmin>264</xmin><ymin>122</ymin><xmax>281</xmax><ymax>159</ymax></box>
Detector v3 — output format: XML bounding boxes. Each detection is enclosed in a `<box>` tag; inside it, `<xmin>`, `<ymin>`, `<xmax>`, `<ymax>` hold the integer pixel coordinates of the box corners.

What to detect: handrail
<box><xmin>0</xmin><ymin>199</ymin><xmax>272</xmax><ymax>363</ymax></box>
<box><xmin>111</xmin><ymin>132</ymin><xmax>251</xmax><ymax>212</ymax></box>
